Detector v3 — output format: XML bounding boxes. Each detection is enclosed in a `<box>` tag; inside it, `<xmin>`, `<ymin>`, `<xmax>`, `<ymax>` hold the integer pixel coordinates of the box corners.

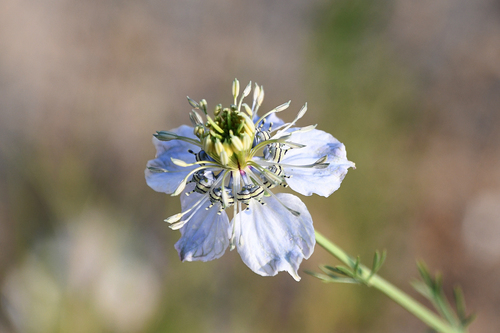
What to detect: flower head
<box><xmin>146</xmin><ymin>79</ymin><xmax>355</xmax><ymax>281</ymax></box>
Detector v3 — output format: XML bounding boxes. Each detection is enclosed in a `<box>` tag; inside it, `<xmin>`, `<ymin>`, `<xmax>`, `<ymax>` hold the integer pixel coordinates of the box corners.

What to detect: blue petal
<box><xmin>175</xmin><ymin>186</ymin><xmax>230</xmax><ymax>262</ymax></box>
<box><xmin>282</xmin><ymin>129</ymin><xmax>355</xmax><ymax>197</ymax></box>
<box><xmin>234</xmin><ymin>193</ymin><xmax>315</xmax><ymax>281</ymax></box>
<box><xmin>145</xmin><ymin>125</ymin><xmax>198</xmax><ymax>194</ymax></box>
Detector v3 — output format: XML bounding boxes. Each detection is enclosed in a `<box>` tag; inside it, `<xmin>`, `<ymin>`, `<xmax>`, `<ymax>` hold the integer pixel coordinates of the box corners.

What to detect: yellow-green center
<box><xmin>198</xmin><ymin>106</ymin><xmax>256</xmax><ymax>169</ymax></box>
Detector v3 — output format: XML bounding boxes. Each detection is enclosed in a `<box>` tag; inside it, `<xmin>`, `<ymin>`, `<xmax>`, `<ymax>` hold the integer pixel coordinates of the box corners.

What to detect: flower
<box><xmin>145</xmin><ymin>79</ymin><xmax>355</xmax><ymax>281</ymax></box>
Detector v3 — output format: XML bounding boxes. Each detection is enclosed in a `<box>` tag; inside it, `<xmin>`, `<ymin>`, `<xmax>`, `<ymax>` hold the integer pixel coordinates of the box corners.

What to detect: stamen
<box><xmin>170</xmin><ymin>195</ymin><xmax>211</xmax><ymax>230</ymax></box>
<box><xmin>214</xmin><ymin>139</ymin><xmax>224</xmax><ymax>155</ymax></box>
<box><xmin>236</xmin><ymin>121</ymin><xmax>245</xmax><ymax>135</ymax></box>
<box><xmin>189</xmin><ymin>110</ymin><xmax>204</xmax><ymax>127</ymax></box>
<box><xmin>243</xmin><ymin>115</ymin><xmax>255</xmax><ymax>133</ymax></box>
<box><xmin>242</xmin><ymin>103</ymin><xmax>252</xmax><ymax>117</ymax></box>
<box><xmin>186</xmin><ymin>96</ymin><xmax>199</xmax><ymax>109</ymax></box>
<box><xmin>147</xmin><ymin>166</ymin><xmax>168</xmax><ymax>173</ymax></box>
<box><xmin>230</xmin><ymin>170</ymin><xmax>241</xmax><ymax>251</ymax></box>
<box><xmin>209</xmin><ymin>129</ymin><xmax>223</xmax><ymax>140</ymax></box>
<box><xmin>164</xmin><ymin>190</ymin><xmax>212</xmax><ymax>225</ymax></box>
<box><xmin>248</xmin><ymin>162</ymin><xmax>284</xmax><ymax>187</ymax></box>
<box><xmin>242</xmin><ymin>81</ymin><xmax>252</xmax><ymax>97</ymax></box>
<box><xmin>241</xmin><ymin>132</ymin><xmax>252</xmax><ymax>149</ymax></box>
<box><xmin>170</xmin><ymin>158</ymin><xmax>219</xmax><ymax>168</ymax></box>
<box><xmin>232</xmin><ymin>78</ymin><xmax>240</xmax><ymax>105</ymax></box>
<box><xmin>258</xmin><ymin>119</ymin><xmax>266</xmax><ymax>131</ymax></box>
<box><xmin>255</xmin><ymin>100</ymin><xmax>291</xmax><ymax>128</ymax></box>
<box><xmin>254</xmin><ymin>155</ymin><xmax>330</xmax><ymax>169</ymax></box>
<box><xmin>231</xmin><ymin>135</ymin><xmax>244</xmax><ymax>151</ymax></box>
<box><xmin>250</xmin><ymin>135</ymin><xmax>292</xmax><ymax>156</ymax></box>
<box><xmin>237</xmin><ymin>201</ymin><xmax>243</xmax><ymax>247</ymax></box>
<box><xmin>220</xmin><ymin>149</ymin><xmax>230</xmax><ymax>166</ymax></box>
<box><xmin>172</xmin><ymin>165</ymin><xmax>214</xmax><ymax>196</ymax></box>
<box><xmin>256</xmin><ymin>103</ymin><xmax>290</xmax><ymax>128</ymax></box>
<box><xmin>273</xmin><ymin>103</ymin><xmax>308</xmax><ymax>140</ymax></box>
<box><xmin>257</xmin><ymin>86</ymin><xmax>264</xmax><ymax>110</ymax></box>
<box><xmin>203</xmin><ymin>138</ymin><xmax>214</xmax><ymax>153</ymax></box>
<box><xmin>214</xmin><ymin>104</ymin><xmax>222</xmax><ymax>116</ymax></box>
<box><xmin>206</xmin><ymin>115</ymin><xmax>224</xmax><ymax>134</ymax></box>
<box><xmin>170</xmin><ymin>158</ymin><xmax>194</xmax><ymax>167</ymax></box>
<box><xmin>226</xmin><ymin>110</ymin><xmax>232</xmax><ymax>129</ymax></box>
<box><xmin>221</xmin><ymin>171</ymin><xmax>231</xmax><ymax>208</ymax></box>
<box><xmin>268</xmin><ymin>124</ymin><xmax>316</xmax><ymax>140</ymax></box>
<box><xmin>281</xmin><ymin>141</ymin><xmax>306</xmax><ymax>149</ymax></box>
<box><xmin>164</xmin><ymin>212</ymin><xmax>184</xmax><ymax>223</ymax></box>
<box><xmin>238</xmin><ymin>81</ymin><xmax>252</xmax><ymax>112</ymax></box>
<box><xmin>315</xmin><ymin>155</ymin><xmax>328</xmax><ymax>164</ymax></box>
<box><xmin>199</xmin><ymin>99</ymin><xmax>208</xmax><ymax>114</ymax></box>
<box><xmin>252</xmin><ymin>83</ymin><xmax>260</xmax><ymax>114</ymax></box>
<box><xmin>292</xmin><ymin>124</ymin><xmax>316</xmax><ymax>133</ymax></box>
<box><xmin>245</xmin><ymin>168</ymin><xmax>300</xmax><ymax>217</ymax></box>
<box><xmin>154</xmin><ymin>131</ymin><xmax>202</xmax><ymax>147</ymax></box>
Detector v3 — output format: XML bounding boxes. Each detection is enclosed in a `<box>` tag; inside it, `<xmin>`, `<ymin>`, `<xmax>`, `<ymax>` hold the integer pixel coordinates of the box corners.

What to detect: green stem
<box><xmin>315</xmin><ymin>231</ymin><xmax>463</xmax><ymax>333</ymax></box>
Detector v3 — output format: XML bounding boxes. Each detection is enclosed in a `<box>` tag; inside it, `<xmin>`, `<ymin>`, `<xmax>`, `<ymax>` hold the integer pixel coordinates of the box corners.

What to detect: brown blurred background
<box><xmin>0</xmin><ymin>0</ymin><xmax>499</xmax><ymax>332</ymax></box>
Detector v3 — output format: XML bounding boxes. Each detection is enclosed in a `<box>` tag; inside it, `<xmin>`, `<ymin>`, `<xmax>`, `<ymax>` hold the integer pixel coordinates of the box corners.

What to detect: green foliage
<box><xmin>306</xmin><ymin>250</ymin><xmax>386</xmax><ymax>285</ymax></box>
<box><xmin>307</xmin><ymin>250</ymin><xmax>475</xmax><ymax>333</ymax></box>
<box><xmin>412</xmin><ymin>262</ymin><xmax>475</xmax><ymax>332</ymax></box>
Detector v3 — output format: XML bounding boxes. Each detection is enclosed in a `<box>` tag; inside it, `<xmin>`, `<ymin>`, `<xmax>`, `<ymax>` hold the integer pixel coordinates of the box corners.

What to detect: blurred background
<box><xmin>0</xmin><ymin>0</ymin><xmax>499</xmax><ymax>332</ymax></box>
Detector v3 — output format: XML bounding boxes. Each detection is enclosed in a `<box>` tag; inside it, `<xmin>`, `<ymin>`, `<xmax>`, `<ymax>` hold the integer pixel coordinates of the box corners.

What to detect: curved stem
<box><xmin>315</xmin><ymin>231</ymin><xmax>464</xmax><ymax>333</ymax></box>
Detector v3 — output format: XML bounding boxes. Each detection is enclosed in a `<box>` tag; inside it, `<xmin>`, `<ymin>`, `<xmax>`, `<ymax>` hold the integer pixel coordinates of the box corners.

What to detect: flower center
<box><xmin>197</xmin><ymin>106</ymin><xmax>256</xmax><ymax>169</ymax></box>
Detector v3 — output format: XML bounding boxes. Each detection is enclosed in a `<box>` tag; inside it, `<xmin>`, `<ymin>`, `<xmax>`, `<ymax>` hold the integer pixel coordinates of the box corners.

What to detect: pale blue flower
<box><xmin>145</xmin><ymin>79</ymin><xmax>355</xmax><ymax>281</ymax></box>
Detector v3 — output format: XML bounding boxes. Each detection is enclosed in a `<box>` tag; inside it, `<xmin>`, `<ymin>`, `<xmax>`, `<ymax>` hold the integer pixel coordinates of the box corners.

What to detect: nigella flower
<box><xmin>145</xmin><ymin>79</ymin><xmax>355</xmax><ymax>281</ymax></box>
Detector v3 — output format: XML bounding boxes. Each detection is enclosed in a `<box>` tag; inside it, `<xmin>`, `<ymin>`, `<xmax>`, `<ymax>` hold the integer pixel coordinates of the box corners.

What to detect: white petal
<box><xmin>234</xmin><ymin>193</ymin><xmax>315</xmax><ymax>281</ymax></box>
<box><xmin>282</xmin><ymin>129</ymin><xmax>355</xmax><ymax>197</ymax></box>
<box><xmin>145</xmin><ymin>125</ymin><xmax>198</xmax><ymax>194</ymax></box>
<box><xmin>175</xmin><ymin>186</ymin><xmax>230</xmax><ymax>262</ymax></box>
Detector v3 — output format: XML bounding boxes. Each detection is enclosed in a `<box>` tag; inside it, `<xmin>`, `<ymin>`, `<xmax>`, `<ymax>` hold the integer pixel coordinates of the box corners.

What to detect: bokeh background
<box><xmin>1</xmin><ymin>0</ymin><xmax>499</xmax><ymax>332</ymax></box>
